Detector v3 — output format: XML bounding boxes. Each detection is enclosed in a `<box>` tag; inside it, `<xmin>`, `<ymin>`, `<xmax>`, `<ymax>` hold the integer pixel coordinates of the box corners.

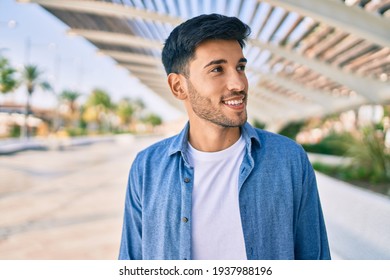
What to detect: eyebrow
<box><xmin>203</xmin><ymin>57</ymin><xmax>247</xmax><ymax>69</ymax></box>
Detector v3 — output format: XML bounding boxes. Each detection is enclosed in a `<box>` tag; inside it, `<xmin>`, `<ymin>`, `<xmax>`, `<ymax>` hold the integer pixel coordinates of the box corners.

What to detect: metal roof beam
<box><xmin>262</xmin><ymin>0</ymin><xmax>390</xmax><ymax>47</ymax></box>
<box><xmin>247</xmin><ymin>100</ymin><xmax>284</xmax><ymax>123</ymax></box>
<box><xmin>100</xmin><ymin>50</ymin><xmax>161</xmax><ymax>65</ymax></box>
<box><xmin>135</xmin><ymin>74</ymin><xmax>166</xmax><ymax>83</ymax></box>
<box><xmin>247</xmin><ymin>104</ymin><xmax>274</xmax><ymax>124</ymax></box>
<box><xmin>71</xmin><ymin>27</ymin><xmax>389</xmax><ymax>104</ymax></box>
<box><xmin>142</xmin><ymin>81</ymin><xmax>169</xmax><ymax>90</ymax></box>
<box><xmin>252</xmin><ymin>87</ymin><xmax>316</xmax><ymax>113</ymax></box>
<box><xmin>248</xmin><ymin>94</ymin><xmax>312</xmax><ymax>132</ymax></box>
<box><xmin>249</xmin><ymin>39</ymin><xmax>390</xmax><ymax>103</ymax></box>
<box><xmin>147</xmin><ymin>85</ymin><xmax>171</xmax><ymax>94</ymax></box>
<box><xmin>138</xmin><ymin>73</ymin><xmax>165</xmax><ymax>81</ymax></box>
<box><xmin>68</xmin><ymin>29</ymin><xmax>163</xmax><ymax>49</ymax></box>
<box><xmin>18</xmin><ymin>0</ymin><xmax>182</xmax><ymax>25</ymax></box>
<box><xmin>119</xmin><ymin>64</ymin><xmax>165</xmax><ymax>75</ymax></box>
<box><xmin>259</xmin><ymin>73</ymin><xmax>365</xmax><ymax>113</ymax></box>
<box><xmin>250</xmin><ymin>94</ymin><xmax>299</xmax><ymax>120</ymax></box>
<box><xmin>253</xmin><ymin>72</ymin><xmax>335</xmax><ymax>106</ymax></box>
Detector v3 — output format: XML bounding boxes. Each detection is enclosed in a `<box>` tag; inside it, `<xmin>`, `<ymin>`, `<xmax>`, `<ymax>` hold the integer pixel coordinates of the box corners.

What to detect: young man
<box><xmin>119</xmin><ymin>14</ymin><xmax>331</xmax><ymax>260</ymax></box>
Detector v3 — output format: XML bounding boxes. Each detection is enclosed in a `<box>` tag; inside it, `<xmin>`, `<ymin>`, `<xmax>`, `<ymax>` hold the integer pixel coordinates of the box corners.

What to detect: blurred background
<box><xmin>0</xmin><ymin>0</ymin><xmax>389</xmax><ymax>259</ymax></box>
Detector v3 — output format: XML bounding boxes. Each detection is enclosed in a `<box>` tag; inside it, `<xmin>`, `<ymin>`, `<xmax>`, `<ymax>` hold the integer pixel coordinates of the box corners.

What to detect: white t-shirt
<box><xmin>187</xmin><ymin>136</ymin><xmax>247</xmax><ymax>260</ymax></box>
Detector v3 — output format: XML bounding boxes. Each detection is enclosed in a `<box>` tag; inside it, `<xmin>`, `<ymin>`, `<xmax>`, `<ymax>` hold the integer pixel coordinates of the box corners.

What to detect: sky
<box><xmin>0</xmin><ymin>0</ymin><xmax>183</xmax><ymax>121</ymax></box>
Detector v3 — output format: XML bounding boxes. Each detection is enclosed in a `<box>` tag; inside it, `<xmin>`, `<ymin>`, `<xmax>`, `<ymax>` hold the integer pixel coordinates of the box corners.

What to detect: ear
<box><xmin>167</xmin><ymin>73</ymin><xmax>187</xmax><ymax>100</ymax></box>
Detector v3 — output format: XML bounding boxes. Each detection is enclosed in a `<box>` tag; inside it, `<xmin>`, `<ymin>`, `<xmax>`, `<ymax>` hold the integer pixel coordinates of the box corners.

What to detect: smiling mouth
<box><xmin>222</xmin><ymin>95</ymin><xmax>246</xmax><ymax>106</ymax></box>
<box><xmin>223</xmin><ymin>99</ymin><xmax>244</xmax><ymax>106</ymax></box>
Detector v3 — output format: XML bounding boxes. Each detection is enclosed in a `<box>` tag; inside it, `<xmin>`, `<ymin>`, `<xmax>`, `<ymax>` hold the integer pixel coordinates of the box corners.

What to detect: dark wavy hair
<box><xmin>162</xmin><ymin>14</ymin><xmax>251</xmax><ymax>76</ymax></box>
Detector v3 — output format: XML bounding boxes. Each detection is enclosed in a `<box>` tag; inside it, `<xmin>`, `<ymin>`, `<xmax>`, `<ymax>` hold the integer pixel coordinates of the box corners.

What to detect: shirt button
<box><xmin>184</xmin><ymin>177</ymin><xmax>190</xmax><ymax>183</ymax></box>
<box><xmin>182</xmin><ymin>217</ymin><xmax>189</xmax><ymax>223</ymax></box>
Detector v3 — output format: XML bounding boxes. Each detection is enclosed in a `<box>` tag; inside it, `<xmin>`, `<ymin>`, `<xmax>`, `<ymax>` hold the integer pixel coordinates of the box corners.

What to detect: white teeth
<box><xmin>224</xmin><ymin>99</ymin><xmax>243</xmax><ymax>106</ymax></box>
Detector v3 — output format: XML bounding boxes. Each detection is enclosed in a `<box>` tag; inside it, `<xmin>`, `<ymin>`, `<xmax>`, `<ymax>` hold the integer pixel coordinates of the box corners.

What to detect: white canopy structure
<box><xmin>19</xmin><ymin>0</ymin><xmax>390</xmax><ymax>130</ymax></box>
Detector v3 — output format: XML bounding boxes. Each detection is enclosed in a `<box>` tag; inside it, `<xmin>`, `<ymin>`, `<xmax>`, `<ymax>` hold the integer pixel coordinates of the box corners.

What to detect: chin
<box><xmin>219</xmin><ymin>118</ymin><xmax>247</xmax><ymax>128</ymax></box>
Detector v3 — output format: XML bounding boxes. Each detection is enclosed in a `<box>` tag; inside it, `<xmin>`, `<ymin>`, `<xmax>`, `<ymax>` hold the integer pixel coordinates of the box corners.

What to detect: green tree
<box><xmin>347</xmin><ymin>126</ymin><xmax>390</xmax><ymax>183</ymax></box>
<box><xmin>0</xmin><ymin>56</ymin><xmax>17</xmax><ymax>94</ymax></box>
<box><xmin>278</xmin><ymin>120</ymin><xmax>305</xmax><ymax>140</ymax></box>
<box><xmin>142</xmin><ymin>113</ymin><xmax>162</xmax><ymax>127</ymax></box>
<box><xmin>59</xmin><ymin>89</ymin><xmax>82</xmax><ymax>129</ymax></box>
<box><xmin>60</xmin><ymin>89</ymin><xmax>81</xmax><ymax>114</ymax></box>
<box><xmin>85</xmin><ymin>88</ymin><xmax>112</xmax><ymax>109</ymax></box>
<box><xmin>252</xmin><ymin>119</ymin><xmax>266</xmax><ymax>129</ymax></box>
<box><xmin>83</xmin><ymin>88</ymin><xmax>113</xmax><ymax>133</ymax></box>
<box><xmin>116</xmin><ymin>98</ymin><xmax>135</xmax><ymax>128</ymax></box>
<box><xmin>19</xmin><ymin>64</ymin><xmax>52</xmax><ymax>138</ymax></box>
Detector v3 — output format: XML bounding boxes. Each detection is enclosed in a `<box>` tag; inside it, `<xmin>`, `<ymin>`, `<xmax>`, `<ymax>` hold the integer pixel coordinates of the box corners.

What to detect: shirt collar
<box><xmin>241</xmin><ymin>122</ymin><xmax>261</xmax><ymax>148</ymax></box>
<box><xmin>168</xmin><ymin>121</ymin><xmax>261</xmax><ymax>158</ymax></box>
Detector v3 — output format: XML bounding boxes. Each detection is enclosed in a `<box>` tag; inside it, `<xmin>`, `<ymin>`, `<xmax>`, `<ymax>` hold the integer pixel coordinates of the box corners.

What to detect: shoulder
<box><xmin>248</xmin><ymin>126</ymin><xmax>315</xmax><ymax>182</ymax></box>
<box><xmin>248</xmin><ymin>125</ymin><xmax>305</xmax><ymax>155</ymax></box>
<box><xmin>245</xmin><ymin>125</ymin><xmax>309</xmax><ymax>169</ymax></box>
<box><xmin>260</xmin><ymin>129</ymin><xmax>302</xmax><ymax>148</ymax></box>
<box><xmin>133</xmin><ymin>134</ymin><xmax>179</xmax><ymax>165</ymax></box>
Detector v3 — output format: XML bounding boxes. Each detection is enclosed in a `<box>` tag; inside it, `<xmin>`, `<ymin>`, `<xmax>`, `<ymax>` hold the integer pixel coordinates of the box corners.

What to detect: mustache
<box><xmin>221</xmin><ymin>91</ymin><xmax>247</xmax><ymax>100</ymax></box>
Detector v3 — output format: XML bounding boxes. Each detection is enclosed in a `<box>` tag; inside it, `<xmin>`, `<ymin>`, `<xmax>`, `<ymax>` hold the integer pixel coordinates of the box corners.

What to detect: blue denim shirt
<box><xmin>119</xmin><ymin>122</ymin><xmax>331</xmax><ymax>260</ymax></box>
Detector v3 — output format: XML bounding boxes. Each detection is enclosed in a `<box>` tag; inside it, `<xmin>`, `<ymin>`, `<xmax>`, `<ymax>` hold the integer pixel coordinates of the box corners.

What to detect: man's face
<box><xmin>184</xmin><ymin>39</ymin><xmax>248</xmax><ymax>128</ymax></box>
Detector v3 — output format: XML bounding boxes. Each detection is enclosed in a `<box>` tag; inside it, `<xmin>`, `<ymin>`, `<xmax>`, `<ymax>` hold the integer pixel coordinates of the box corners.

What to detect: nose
<box><xmin>227</xmin><ymin>70</ymin><xmax>247</xmax><ymax>92</ymax></box>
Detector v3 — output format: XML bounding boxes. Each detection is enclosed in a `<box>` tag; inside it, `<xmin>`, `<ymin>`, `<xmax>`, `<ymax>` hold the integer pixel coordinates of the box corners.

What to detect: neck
<box><xmin>188</xmin><ymin>120</ymin><xmax>241</xmax><ymax>152</ymax></box>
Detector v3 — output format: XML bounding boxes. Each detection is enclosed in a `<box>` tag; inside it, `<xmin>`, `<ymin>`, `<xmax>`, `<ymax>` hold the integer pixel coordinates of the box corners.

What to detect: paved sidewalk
<box><xmin>0</xmin><ymin>136</ymin><xmax>116</xmax><ymax>155</ymax></box>
<box><xmin>0</xmin><ymin>134</ymin><xmax>160</xmax><ymax>259</ymax></box>
<box><xmin>316</xmin><ymin>172</ymin><xmax>390</xmax><ymax>260</ymax></box>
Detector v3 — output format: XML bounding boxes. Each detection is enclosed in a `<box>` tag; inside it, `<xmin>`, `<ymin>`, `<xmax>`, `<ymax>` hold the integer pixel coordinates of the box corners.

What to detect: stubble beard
<box><xmin>186</xmin><ymin>80</ymin><xmax>248</xmax><ymax>128</ymax></box>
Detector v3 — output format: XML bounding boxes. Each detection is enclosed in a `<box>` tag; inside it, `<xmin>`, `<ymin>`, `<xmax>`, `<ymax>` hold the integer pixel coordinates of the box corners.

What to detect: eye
<box><xmin>237</xmin><ymin>65</ymin><xmax>246</xmax><ymax>72</ymax></box>
<box><xmin>211</xmin><ymin>66</ymin><xmax>223</xmax><ymax>73</ymax></box>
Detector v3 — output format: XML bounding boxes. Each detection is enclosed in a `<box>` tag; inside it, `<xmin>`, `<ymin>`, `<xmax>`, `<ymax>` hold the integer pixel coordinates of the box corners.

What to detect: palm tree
<box><xmin>116</xmin><ymin>97</ymin><xmax>135</xmax><ymax>130</ymax></box>
<box><xmin>20</xmin><ymin>64</ymin><xmax>51</xmax><ymax>138</ymax></box>
<box><xmin>59</xmin><ymin>89</ymin><xmax>81</xmax><ymax>127</ymax></box>
<box><xmin>0</xmin><ymin>56</ymin><xmax>17</xmax><ymax>95</ymax></box>
<box><xmin>82</xmin><ymin>88</ymin><xmax>113</xmax><ymax>133</ymax></box>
